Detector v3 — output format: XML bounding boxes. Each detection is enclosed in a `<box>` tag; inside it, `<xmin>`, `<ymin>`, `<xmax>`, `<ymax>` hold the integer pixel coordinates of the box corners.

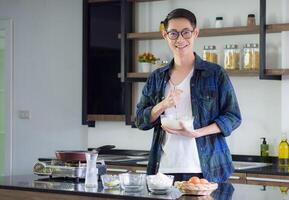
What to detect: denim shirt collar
<box><xmin>158</xmin><ymin>53</ymin><xmax>208</xmax><ymax>74</ymax></box>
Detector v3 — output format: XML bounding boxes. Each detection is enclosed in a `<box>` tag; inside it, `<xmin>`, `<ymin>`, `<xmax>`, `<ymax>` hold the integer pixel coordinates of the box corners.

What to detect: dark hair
<box><xmin>163</xmin><ymin>8</ymin><xmax>197</xmax><ymax>30</ymax></box>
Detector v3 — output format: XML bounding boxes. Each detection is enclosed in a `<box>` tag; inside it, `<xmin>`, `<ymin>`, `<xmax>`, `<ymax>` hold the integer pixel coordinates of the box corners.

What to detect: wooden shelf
<box><xmin>266</xmin><ymin>68</ymin><xmax>289</xmax><ymax>76</ymax></box>
<box><xmin>87</xmin><ymin>114</ymin><xmax>125</xmax><ymax>121</ymax></box>
<box><xmin>125</xmin><ymin>69</ymin><xmax>261</xmax><ymax>82</ymax></box>
<box><xmin>227</xmin><ymin>69</ymin><xmax>259</xmax><ymax>76</ymax></box>
<box><xmin>88</xmin><ymin>0</ymin><xmax>165</xmax><ymax>3</ymax></box>
<box><xmin>123</xmin><ymin>68</ymin><xmax>289</xmax><ymax>82</ymax></box>
<box><xmin>124</xmin><ymin>23</ymin><xmax>289</xmax><ymax>40</ymax></box>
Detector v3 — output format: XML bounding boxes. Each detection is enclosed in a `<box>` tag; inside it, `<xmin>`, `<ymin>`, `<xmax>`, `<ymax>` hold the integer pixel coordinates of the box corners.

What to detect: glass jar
<box><xmin>247</xmin><ymin>14</ymin><xmax>256</xmax><ymax>27</ymax></box>
<box><xmin>215</xmin><ymin>17</ymin><xmax>223</xmax><ymax>28</ymax></box>
<box><xmin>224</xmin><ymin>44</ymin><xmax>240</xmax><ymax>70</ymax></box>
<box><xmin>202</xmin><ymin>45</ymin><xmax>210</xmax><ymax>61</ymax></box>
<box><xmin>252</xmin><ymin>43</ymin><xmax>259</xmax><ymax>70</ymax></box>
<box><xmin>243</xmin><ymin>43</ymin><xmax>259</xmax><ymax>69</ymax></box>
<box><xmin>159</xmin><ymin>21</ymin><xmax>165</xmax><ymax>32</ymax></box>
<box><xmin>209</xmin><ymin>45</ymin><xmax>218</xmax><ymax>64</ymax></box>
<box><xmin>203</xmin><ymin>45</ymin><xmax>218</xmax><ymax>64</ymax></box>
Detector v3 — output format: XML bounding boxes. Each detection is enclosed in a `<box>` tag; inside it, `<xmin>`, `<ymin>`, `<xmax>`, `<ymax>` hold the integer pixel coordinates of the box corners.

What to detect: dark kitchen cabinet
<box><xmin>82</xmin><ymin>0</ymin><xmax>132</xmax><ymax>126</ymax></box>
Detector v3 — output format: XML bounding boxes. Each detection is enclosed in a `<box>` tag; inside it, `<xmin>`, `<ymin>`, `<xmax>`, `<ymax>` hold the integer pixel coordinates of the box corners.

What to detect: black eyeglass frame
<box><xmin>165</xmin><ymin>28</ymin><xmax>196</xmax><ymax>40</ymax></box>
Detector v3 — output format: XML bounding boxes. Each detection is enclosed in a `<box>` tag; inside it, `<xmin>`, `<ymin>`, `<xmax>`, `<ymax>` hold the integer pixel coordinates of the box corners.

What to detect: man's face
<box><xmin>163</xmin><ymin>18</ymin><xmax>199</xmax><ymax>57</ymax></box>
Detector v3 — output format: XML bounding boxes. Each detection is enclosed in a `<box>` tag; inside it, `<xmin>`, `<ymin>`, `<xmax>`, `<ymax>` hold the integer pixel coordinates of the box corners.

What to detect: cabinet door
<box><xmin>83</xmin><ymin>1</ymin><xmax>127</xmax><ymax>125</ymax></box>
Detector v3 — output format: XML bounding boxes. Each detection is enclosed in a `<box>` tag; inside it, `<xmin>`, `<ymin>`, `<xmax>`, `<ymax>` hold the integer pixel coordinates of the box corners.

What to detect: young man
<box><xmin>135</xmin><ymin>8</ymin><xmax>241</xmax><ymax>183</ymax></box>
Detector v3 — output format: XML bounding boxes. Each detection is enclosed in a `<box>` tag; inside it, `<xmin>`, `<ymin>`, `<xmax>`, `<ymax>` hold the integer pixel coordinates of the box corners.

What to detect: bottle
<box><xmin>278</xmin><ymin>136</ymin><xmax>289</xmax><ymax>167</ymax></box>
<box><xmin>215</xmin><ymin>17</ymin><xmax>223</xmax><ymax>28</ymax></box>
<box><xmin>85</xmin><ymin>151</ymin><xmax>99</xmax><ymax>187</ymax></box>
<box><xmin>260</xmin><ymin>137</ymin><xmax>269</xmax><ymax>158</ymax></box>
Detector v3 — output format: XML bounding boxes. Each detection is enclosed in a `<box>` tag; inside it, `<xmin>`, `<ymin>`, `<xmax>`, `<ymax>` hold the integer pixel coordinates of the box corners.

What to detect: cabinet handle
<box><xmin>229</xmin><ymin>176</ymin><xmax>241</xmax><ymax>180</ymax></box>
<box><xmin>107</xmin><ymin>168</ymin><xmax>128</xmax><ymax>173</ymax></box>
<box><xmin>246</xmin><ymin>177</ymin><xmax>289</xmax><ymax>183</ymax></box>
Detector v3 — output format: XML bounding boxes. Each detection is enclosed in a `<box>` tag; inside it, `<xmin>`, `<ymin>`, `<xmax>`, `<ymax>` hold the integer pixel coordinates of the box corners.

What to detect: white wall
<box><xmin>88</xmin><ymin>0</ymin><xmax>287</xmax><ymax>157</ymax></box>
<box><xmin>0</xmin><ymin>0</ymin><xmax>87</xmax><ymax>175</ymax></box>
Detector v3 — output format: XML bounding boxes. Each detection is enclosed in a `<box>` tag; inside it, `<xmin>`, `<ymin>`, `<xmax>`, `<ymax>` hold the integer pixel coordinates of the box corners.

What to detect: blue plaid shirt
<box><xmin>135</xmin><ymin>53</ymin><xmax>241</xmax><ymax>183</ymax></box>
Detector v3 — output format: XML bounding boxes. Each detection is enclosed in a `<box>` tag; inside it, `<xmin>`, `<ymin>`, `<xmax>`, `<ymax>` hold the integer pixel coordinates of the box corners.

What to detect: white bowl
<box><xmin>146</xmin><ymin>174</ymin><xmax>174</xmax><ymax>194</ymax></box>
<box><xmin>160</xmin><ymin>115</ymin><xmax>193</xmax><ymax>130</ymax></box>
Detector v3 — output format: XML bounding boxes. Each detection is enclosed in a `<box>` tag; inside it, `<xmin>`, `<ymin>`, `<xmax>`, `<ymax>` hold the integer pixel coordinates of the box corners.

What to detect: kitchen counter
<box><xmin>94</xmin><ymin>150</ymin><xmax>289</xmax><ymax>177</ymax></box>
<box><xmin>0</xmin><ymin>175</ymin><xmax>288</xmax><ymax>200</ymax></box>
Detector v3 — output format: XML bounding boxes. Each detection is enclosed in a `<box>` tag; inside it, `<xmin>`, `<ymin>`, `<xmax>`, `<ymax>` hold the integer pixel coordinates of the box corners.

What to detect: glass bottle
<box><xmin>85</xmin><ymin>151</ymin><xmax>99</xmax><ymax>187</ymax></box>
<box><xmin>278</xmin><ymin>136</ymin><xmax>289</xmax><ymax>167</ymax></box>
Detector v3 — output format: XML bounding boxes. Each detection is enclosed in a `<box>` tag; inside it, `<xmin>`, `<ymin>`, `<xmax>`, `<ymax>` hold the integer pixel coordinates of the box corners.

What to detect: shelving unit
<box><xmin>118</xmin><ymin>0</ymin><xmax>289</xmax><ymax>125</ymax></box>
<box><xmin>122</xmin><ymin>22</ymin><xmax>289</xmax><ymax>83</ymax></box>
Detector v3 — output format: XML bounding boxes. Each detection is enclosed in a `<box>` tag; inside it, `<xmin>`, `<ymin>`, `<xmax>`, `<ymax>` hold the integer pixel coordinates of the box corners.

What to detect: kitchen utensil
<box><xmin>85</xmin><ymin>151</ymin><xmax>98</xmax><ymax>188</ymax></box>
<box><xmin>55</xmin><ymin>145</ymin><xmax>115</xmax><ymax>162</ymax></box>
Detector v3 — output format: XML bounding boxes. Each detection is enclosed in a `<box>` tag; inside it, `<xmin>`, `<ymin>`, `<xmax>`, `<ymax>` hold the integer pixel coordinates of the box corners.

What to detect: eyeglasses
<box><xmin>166</xmin><ymin>28</ymin><xmax>195</xmax><ymax>40</ymax></box>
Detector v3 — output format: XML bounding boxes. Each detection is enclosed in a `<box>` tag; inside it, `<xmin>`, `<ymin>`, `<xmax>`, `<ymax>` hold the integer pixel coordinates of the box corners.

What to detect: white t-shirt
<box><xmin>159</xmin><ymin>68</ymin><xmax>202</xmax><ymax>173</ymax></box>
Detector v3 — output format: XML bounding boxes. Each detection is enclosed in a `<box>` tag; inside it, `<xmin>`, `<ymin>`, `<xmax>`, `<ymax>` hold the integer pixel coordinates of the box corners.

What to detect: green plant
<box><xmin>138</xmin><ymin>52</ymin><xmax>159</xmax><ymax>64</ymax></box>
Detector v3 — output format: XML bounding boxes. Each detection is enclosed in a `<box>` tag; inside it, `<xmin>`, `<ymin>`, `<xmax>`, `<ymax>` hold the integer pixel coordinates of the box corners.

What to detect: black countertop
<box><xmin>1</xmin><ymin>175</ymin><xmax>288</xmax><ymax>200</ymax></box>
<box><xmin>98</xmin><ymin>150</ymin><xmax>289</xmax><ymax>176</ymax></box>
<box><xmin>40</xmin><ymin>150</ymin><xmax>289</xmax><ymax>177</ymax></box>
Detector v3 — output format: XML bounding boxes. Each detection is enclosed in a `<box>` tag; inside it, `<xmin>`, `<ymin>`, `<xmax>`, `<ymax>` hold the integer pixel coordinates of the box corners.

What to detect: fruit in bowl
<box><xmin>160</xmin><ymin>114</ymin><xmax>193</xmax><ymax>130</ymax></box>
<box><xmin>146</xmin><ymin>173</ymin><xmax>174</xmax><ymax>194</ymax></box>
<box><xmin>101</xmin><ymin>174</ymin><xmax>120</xmax><ymax>189</ymax></box>
<box><xmin>174</xmin><ymin>176</ymin><xmax>218</xmax><ymax>196</ymax></box>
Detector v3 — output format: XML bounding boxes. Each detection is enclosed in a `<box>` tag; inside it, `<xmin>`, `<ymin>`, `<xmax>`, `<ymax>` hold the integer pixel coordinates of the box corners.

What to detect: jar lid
<box><xmin>244</xmin><ymin>43</ymin><xmax>252</xmax><ymax>48</ymax></box>
<box><xmin>209</xmin><ymin>45</ymin><xmax>216</xmax><ymax>50</ymax></box>
<box><xmin>252</xmin><ymin>43</ymin><xmax>259</xmax><ymax>48</ymax></box>
<box><xmin>248</xmin><ymin>14</ymin><xmax>255</xmax><ymax>18</ymax></box>
<box><xmin>216</xmin><ymin>17</ymin><xmax>223</xmax><ymax>20</ymax></box>
<box><xmin>225</xmin><ymin>44</ymin><xmax>231</xmax><ymax>49</ymax></box>
<box><xmin>203</xmin><ymin>45</ymin><xmax>210</xmax><ymax>50</ymax></box>
<box><xmin>224</xmin><ymin>44</ymin><xmax>239</xmax><ymax>49</ymax></box>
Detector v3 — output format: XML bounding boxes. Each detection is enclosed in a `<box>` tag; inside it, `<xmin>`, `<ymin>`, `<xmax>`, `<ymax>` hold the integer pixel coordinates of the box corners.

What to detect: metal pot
<box><xmin>55</xmin><ymin>145</ymin><xmax>115</xmax><ymax>162</ymax></box>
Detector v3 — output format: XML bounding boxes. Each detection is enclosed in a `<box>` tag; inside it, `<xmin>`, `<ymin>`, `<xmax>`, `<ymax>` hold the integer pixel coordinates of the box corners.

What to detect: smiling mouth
<box><xmin>175</xmin><ymin>45</ymin><xmax>188</xmax><ymax>49</ymax></box>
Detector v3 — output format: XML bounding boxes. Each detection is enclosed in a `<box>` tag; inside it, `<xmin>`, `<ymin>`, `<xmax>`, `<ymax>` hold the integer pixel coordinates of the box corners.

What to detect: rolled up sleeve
<box><xmin>135</xmin><ymin>75</ymin><xmax>160</xmax><ymax>130</ymax></box>
<box><xmin>214</xmin><ymin>68</ymin><xmax>241</xmax><ymax>137</ymax></box>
